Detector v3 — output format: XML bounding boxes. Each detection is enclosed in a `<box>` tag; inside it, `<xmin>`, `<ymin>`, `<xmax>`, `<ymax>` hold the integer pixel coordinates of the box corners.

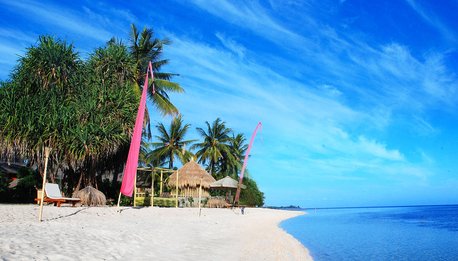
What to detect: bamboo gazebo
<box><xmin>167</xmin><ymin>160</ymin><xmax>215</xmax><ymax>199</ymax></box>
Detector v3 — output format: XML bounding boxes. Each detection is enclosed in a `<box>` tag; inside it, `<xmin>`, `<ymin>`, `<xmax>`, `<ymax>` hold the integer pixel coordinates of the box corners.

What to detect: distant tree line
<box><xmin>0</xmin><ymin>25</ymin><xmax>264</xmax><ymax>207</ymax></box>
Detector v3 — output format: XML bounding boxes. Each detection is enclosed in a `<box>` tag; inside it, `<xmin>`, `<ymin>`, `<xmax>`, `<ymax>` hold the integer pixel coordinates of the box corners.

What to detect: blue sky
<box><xmin>1</xmin><ymin>0</ymin><xmax>457</xmax><ymax>207</ymax></box>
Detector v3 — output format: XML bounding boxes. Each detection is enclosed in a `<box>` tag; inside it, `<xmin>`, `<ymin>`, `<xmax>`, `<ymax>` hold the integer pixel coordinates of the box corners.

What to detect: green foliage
<box><xmin>129</xmin><ymin>24</ymin><xmax>184</xmax><ymax>139</ymax></box>
<box><xmin>239</xmin><ymin>177</ymin><xmax>265</xmax><ymax>207</ymax></box>
<box><xmin>0</xmin><ymin>25</ymin><xmax>183</xmax><ymax>195</ymax></box>
<box><xmin>119</xmin><ymin>194</ymin><xmax>133</xmax><ymax>206</ymax></box>
<box><xmin>192</xmin><ymin>118</ymin><xmax>234</xmax><ymax>178</ymax></box>
<box><xmin>152</xmin><ymin>197</ymin><xmax>176</xmax><ymax>207</ymax></box>
<box><xmin>150</xmin><ymin>115</ymin><xmax>194</xmax><ymax>169</ymax></box>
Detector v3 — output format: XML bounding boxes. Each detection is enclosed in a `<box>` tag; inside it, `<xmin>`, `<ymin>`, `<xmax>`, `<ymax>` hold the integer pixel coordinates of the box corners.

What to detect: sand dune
<box><xmin>0</xmin><ymin>205</ymin><xmax>311</xmax><ymax>260</ymax></box>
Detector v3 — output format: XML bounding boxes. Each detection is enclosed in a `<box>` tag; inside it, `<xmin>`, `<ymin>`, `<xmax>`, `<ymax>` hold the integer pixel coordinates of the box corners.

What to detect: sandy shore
<box><xmin>0</xmin><ymin>204</ymin><xmax>312</xmax><ymax>260</ymax></box>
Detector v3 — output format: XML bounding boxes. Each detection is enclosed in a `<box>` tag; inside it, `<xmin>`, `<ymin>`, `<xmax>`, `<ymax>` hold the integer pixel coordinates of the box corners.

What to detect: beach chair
<box><xmin>35</xmin><ymin>183</ymin><xmax>80</xmax><ymax>207</ymax></box>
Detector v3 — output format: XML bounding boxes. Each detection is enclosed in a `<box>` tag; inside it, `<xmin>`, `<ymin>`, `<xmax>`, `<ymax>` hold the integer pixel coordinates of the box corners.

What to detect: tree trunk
<box><xmin>75</xmin><ymin>171</ymin><xmax>83</xmax><ymax>192</ymax></box>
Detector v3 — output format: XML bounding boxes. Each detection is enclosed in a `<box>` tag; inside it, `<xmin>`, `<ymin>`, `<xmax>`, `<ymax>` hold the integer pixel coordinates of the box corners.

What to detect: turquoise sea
<box><xmin>281</xmin><ymin>205</ymin><xmax>458</xmax><ymax>261</ymax></box>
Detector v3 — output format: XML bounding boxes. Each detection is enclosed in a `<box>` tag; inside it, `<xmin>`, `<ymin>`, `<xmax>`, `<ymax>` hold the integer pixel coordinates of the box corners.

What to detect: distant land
<box><xmin>267</xmin><ymin>203</ymin><xmax>458</xmax><ymax>211</ymax></box>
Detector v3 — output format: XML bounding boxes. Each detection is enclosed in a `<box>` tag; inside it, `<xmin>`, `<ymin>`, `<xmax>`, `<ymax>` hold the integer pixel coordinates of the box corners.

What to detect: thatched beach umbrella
<box><xmin>211</xmin><ymin>176</ymin><xmax>246</xmax><ymax>189</ymax></box>
<box><xmin>73</xmin><ymin>186</ymin><xmax>106</xmax><ymax>206</ymax></box>
<box><xmin>210</xmin><ymin>176</ymin><xmax>246</xmax><ymax>203</ymax></box>
<box><xmin>167</xmin><ymin>160</ymin><xmax>216</xmax><ymax>198</ymax></box>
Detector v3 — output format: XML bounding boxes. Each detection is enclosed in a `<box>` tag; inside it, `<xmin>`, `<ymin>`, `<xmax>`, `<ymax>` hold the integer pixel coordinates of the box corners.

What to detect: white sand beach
<box><xmin>0</xmin><ymin>205</ymin><xmax>312</xmax><ymax>260</ymax></box>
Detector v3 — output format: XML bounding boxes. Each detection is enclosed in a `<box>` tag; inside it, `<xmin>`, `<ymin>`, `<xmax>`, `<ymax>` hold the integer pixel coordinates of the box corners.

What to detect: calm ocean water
<box><xmin>281</xmin><ymin>205</ymin><xmax>458</xmax><ymax>261</ymax></box>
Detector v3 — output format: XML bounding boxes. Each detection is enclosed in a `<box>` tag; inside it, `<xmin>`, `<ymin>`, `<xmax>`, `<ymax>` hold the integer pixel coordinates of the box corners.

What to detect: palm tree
<box><xmin>192</xmin><ymin>118</ymin><xmax>234</xmax><ymax>176</ymax></box>
<box><xmin>129</xmin><ymin>24</ymin><xmax>184</xmax><ymax>138</ymax></box>
<box><xmin>226</xmin><ymin>133</ymin><xmax>248</xmax><ymax>178</ymax></box>
<box><xmin>150</xmin><ymin>115</ymin><xmax>194</xmax><ymax>169</ymax></box>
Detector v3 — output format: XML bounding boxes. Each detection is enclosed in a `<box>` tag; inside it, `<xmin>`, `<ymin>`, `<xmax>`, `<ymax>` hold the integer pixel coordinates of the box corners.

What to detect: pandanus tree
<box><xmin>69</xmin><ymin>40</ymin><xmax>138</xmax><ymax>190</ymax></box>
<box><xmin>150</xmin><ymin>115</ymin><xmax>194</xmax><ymax>169</ymax></box>
<box><xmin>0</xmin><ymin>25</ymin><xmax>184</xmax><ymax>196</ymax></box>
<box><xmin>0</xmin><ymin>37</ymin><xmax>139</xmax><ymax>192</ymax></box>
<box><xmin>0</xmin><ymin>36</ymin><xmax>81</xmax><ymax>180</ymax></box>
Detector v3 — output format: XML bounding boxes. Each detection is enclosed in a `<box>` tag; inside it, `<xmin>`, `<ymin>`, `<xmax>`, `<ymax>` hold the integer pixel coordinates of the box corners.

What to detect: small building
<box><xmin>167</xmin><ymin>160</ymin><xmax>216</xmax><ymax>198</ymax></box>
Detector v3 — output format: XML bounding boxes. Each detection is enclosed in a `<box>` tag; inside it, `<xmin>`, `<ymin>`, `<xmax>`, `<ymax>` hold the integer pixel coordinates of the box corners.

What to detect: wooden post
<box><xmin>133</xmin><ymin>170</ymin><xmax>137</xmax><ymax>207</ymax></box>
<box><xmin>198</xmin><ymin>176</ymin><xmax>203</xmax><ymax>217</ymax></box>
<box><xmin>159</xmin><ymin>169</ymin><xmax>163</xmax><ymax>197</ymax></box>
<box><xmin>151</xmin><ymin>168</ymin><xmax>155</xmax><ymax>207</ymax></box>
<box><xmin>175</xmin><ymin>170</ymin><xmax>179</xmax><ymax>208</ymax></box>
<box><xmin>117</xmin><ymin>192</ymin><xmax>122</xmax><ymax>207</ymax></box>
<box><xmin>38</xmin><ymin>147</ymin><xmax>51</xmax><ymax>222</ymax></box>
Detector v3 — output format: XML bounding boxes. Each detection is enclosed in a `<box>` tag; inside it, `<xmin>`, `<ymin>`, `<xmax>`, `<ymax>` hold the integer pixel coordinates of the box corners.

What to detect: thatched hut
<box><xmin>167</xmin><ymin>160</ymin><xmax>215</xmax><ymax>198</ymax></box>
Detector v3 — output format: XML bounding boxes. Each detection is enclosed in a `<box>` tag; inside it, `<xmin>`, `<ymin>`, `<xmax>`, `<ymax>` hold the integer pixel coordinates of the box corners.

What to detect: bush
<box><xmin>239</xmin><ymin>177</ymin><xmax>264</xmax><ymax>207</ymax></box>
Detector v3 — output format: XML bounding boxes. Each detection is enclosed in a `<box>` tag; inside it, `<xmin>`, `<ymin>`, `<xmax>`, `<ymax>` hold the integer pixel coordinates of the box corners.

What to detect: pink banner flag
<box><xmin>120</xmin><ymin>62</ymin><xmax>155</xmax><ymax>197</ymax></box>
<box><xmin>234</xmin><ymin>122</ymin><xmax>262</xmax><ymax>205</ymax></box>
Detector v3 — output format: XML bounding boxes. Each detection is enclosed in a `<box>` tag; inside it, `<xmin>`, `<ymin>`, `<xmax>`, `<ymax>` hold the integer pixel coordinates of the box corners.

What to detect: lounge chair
<box><xmin>35</xmin><ymin>183</ymin><xmax>80</xmax><ymax>207</ymax></box>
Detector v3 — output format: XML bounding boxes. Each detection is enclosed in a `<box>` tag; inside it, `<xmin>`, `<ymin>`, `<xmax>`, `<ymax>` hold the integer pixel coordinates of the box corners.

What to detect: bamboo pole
<box><xmin>175</xmin><ymin>170</ymin><xmax>179</xmax><ymax>208</ymax></box>
<box><xmin>151</xmin><ymin>168</ymin><xmax>154</xmax><ymax>207</ymax></box>
<box><xmin>198</xmin><ymin>177</ymin><xmax>203</xmax><ymax>217</ymax></box>
<box><xmin>38</xmin><ymin>147</ymin><xmax>51</xmax><ymax>222</ymax></box>
<box><xmin>117</xmin><ymin>191</ymin><xmax>122</xmax><ymax>207</ymax></box>
<box><xmin>133</xmin><ymin>170</ymin><xmax>137</xmax><ymax>207</ymax></box>
<box><xmin>160</xmin><ymin>169</ymin><xmax>163</xmax><ymax>197</ymax></box>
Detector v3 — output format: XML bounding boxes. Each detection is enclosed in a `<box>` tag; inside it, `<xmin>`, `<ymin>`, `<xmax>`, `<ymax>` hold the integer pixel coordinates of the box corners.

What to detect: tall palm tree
<box><xmin>150</xmin><ymin>115</ymin><xmax>194</xmax><ymax>169</ymax></box>
<box><xmin>192</xmin><ymin>118</ymin><xmax>234</xmax><ymax>176</ymax></box>
<box><xmin>129</xmin><ymin>24</ymin><xmax>184</xmax><ymax>138</ymax></box>
<box><xmin>226</xmin><ymin>133</ymin><xmax>248</xmax><ymax>178</ymax></box>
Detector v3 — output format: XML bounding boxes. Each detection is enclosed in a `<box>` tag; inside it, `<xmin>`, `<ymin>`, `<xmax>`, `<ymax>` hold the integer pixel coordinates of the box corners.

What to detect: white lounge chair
<box><xmin>35</xmin><ymin>183</ymin><xmax>80</xmax><ymax>207</ymax></box>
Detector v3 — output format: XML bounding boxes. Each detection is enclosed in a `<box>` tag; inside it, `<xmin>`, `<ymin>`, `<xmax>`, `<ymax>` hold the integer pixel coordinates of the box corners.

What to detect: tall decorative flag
<box><xmin>119</xmin><ymin>61</ymin><xmax>155</xmax><ymax>197</ymax></box>
<box><xmin>234</xmin><ymin>122</ymin><xmax>262</xmax><ymax>205</ymax></box>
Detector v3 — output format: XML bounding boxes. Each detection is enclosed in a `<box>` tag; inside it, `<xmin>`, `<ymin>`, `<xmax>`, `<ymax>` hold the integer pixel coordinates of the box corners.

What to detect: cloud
<box><xmin>405</xmin><ymin>0</ymin><xmax>456</xmax><ymax>43</ymax></box>
<box><xmin>159</xmin><ymin>33</ymin><xmax>434</xmax><ymax>187</ymax></box>
<box><xmin>187</xmin><ymin>0</ymin><xmax>458</xmax><ymax>122</ymax></box>
<box><xmin>1</xmin><ymin>0</ymin><xmax>112</xmax><ymax>42</ymax></box>
<box><xmin>189</xmin><ymin>0</ymin><xmax>312</xmax><ymax>51</ymax></box>
<box><xmin>356</xmin><ymin>136</ymin><xmax>404</xmax><ymax>161</ymax></box>
<box><xmin>215</xmin><ymin>32</ymin><xmax>246</xmax><ymax>58</ymax></box>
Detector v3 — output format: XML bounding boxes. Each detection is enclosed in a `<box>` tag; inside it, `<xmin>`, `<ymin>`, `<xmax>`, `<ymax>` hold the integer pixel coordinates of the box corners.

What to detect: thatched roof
<box><xmin>167</xmin><ymin>161</ymin><xmax>216</xmax><ymax>189</ymax></box>
<box><xmin>211</xmin><ymin>176</ymin><xmax>246</xmax><ymax>189</ymax></box>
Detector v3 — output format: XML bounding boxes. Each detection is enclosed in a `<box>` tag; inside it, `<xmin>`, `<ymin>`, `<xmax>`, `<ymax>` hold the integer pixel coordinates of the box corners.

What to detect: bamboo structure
<box><xmin>134</xmin><ymin>167</ymin><xmax>174</xmax><ymax>207</ymax></box>
<box><xmin>167</xmin><ymin>161</ymin><xmax>215</xmax><ymax>206</ymax></box>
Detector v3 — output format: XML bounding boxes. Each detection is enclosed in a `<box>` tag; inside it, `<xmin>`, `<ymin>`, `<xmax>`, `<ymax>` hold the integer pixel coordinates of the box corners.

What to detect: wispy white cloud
<box><xmin>0</xmin><ymin>39</ymin><xmax>26</xmax><ymax>79</ymax></box>
<box><xmin>215</xmin><ymin>32</ymin><xmax>246</xmax><ymax>58</ymax></box>
<box><xmin>1</xmin><ymin>0</ymin><xmax>112</xmax><ymax>42</ymax></box>
<box><xmin>187</xmin><ymin>0</ymin><xmax>458</xmax><ymax>122</ymax></box>
<box><xmin>356</xmin><ymin>136</ymin><xmax>404</xmax><ymax>161</ymax></box>
<box><xmin>189</xmin><ymin>0</ymin><xmax>313</xmax><ymax>52</ymax></box>
<box><xmin>405</xmin><ymin>0</ymin><xmax>456</xmax><ymax>43</ymax></box>
<box><xmin>160</xmin><ymin>33</ymin><xmax>433</xmax><ymax>189</ymax></box>
<box><xmin>0</xmin><ymin>28</ymin><xmax>37</xmax><ymax>44</ymax></box>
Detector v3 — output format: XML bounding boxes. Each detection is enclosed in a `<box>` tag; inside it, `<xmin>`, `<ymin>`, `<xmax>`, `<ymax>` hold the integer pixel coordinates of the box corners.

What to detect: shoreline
<box><xmin>0</xmin><ymin>204</ymin><xmax>312</xmax><ymax>260</ymax></box>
